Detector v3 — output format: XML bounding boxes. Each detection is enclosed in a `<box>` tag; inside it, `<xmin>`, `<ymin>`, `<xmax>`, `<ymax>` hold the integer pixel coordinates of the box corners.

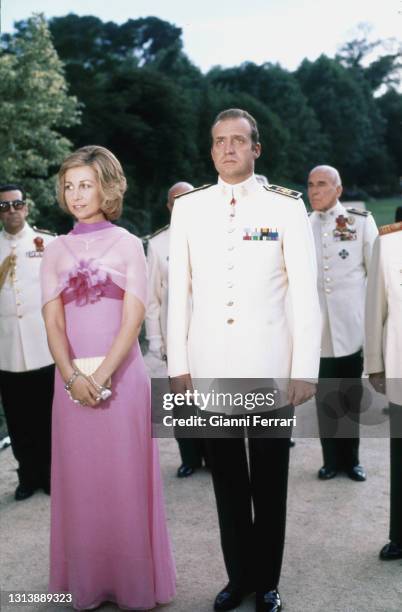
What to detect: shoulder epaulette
<box><xmin>346</xmin><ymin>207</ymin><xmax>371</xmax><ymax>217</ymax></box>
<box><xmin>379</xmin><ymin>221</ymin><xmax>402</xmax><ymax>237</ymax></box>
<box><xmin>33</xmin><ymin>226</ymin><xmax>57</xmax><ymax>236</ymax></box>
<box><xmin>264</xmin><ymin>184</ymin><xmax>302</xmax><ymax>199</ymax></box>
<box><xmin>142</xmin><ymin>224</ymin><xmax>169</xmax><ymax>242</ymax></box>
<box><xmin>174</xmin><ymin>184</ymin><xmax>213</xmax><ymax>199</ymax></box>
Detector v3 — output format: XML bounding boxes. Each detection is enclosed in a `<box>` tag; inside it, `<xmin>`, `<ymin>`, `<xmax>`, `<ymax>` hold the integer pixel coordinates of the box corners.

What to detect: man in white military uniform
<box><xmin>308</xmin><ymin>165</ymin><xmax>378</xmax><ymax>481</ymax></box>
<box><xmin>365</xmin><ymin>220</ymin><xmax>402</xmax><ymax>560</ymax></box>
<box><xmin>0</xmin><ymin>184</ymin><xmax>55</xmax><ymax>500</ymax></box>
<box><xmin>168</xmin><ymin>109</ymin><xmax>321</xmax><ymax>612</ymax></box>
<box><xmin>146</xmin><ymin>181</ymin><xmax>208</xmax><ymax>477</ymax></box>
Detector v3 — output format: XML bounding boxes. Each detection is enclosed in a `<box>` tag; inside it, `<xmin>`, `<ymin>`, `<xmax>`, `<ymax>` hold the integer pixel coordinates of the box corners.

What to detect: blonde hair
<box><xmin>57</xmin><ymin>145</ymin><xmax>127</xmax><ymax>221</ymax></box>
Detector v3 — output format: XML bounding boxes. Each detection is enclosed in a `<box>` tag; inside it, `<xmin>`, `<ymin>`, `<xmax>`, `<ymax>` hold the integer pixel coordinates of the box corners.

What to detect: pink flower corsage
<box><xmin>62</xmin><ymin>259</ymin><xmax>109</xmax><ymax>306</ymax></box>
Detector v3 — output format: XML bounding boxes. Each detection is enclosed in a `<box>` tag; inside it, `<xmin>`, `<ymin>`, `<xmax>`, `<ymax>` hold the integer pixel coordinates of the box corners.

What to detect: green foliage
<box><xmin>296</xmin><ymin>55</ymin><xmax>392</xmax><ymax>191</ymax></box>
<box><xmin>0</xmin><ymin>13</ymin><xmax>80</xmax><ymax>228</ymax></box>
<box><xmin>1</xmin><ymin>13</ymin><xmax>400</xmax><ymax>235</ymax></box>
<box><xmin>95</xmin><ymin>65</ymin><xmax>199</xmax><ymax>233</ymax></box>
<box><xmin>376</xmin><ymin>90</ymin><xmax>402</xmax><ymax>185</ymax></box>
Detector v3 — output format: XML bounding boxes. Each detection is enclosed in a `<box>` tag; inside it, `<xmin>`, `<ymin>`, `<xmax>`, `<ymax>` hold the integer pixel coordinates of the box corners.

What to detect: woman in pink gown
<box><xmin>41</xmin><ymin>146</ymin><xmax>176</xmax><ymax>610</ymax></box>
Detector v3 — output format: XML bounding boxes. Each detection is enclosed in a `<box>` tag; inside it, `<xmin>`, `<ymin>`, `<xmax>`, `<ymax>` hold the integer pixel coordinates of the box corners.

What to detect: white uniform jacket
<box><xmin>0</xmin><ymin>223</ymin><xmax>55</xmax><ymax>372</ymax></box>
<box><xmin>364</xmin><ymin>223</ymin><xmax>402</xmax><ymax>405</ymax></box>
<box><xmin>145</xmin><ymin>225</ymin><xmax>169</xmax><ymax>356</ymax></box>
<box><xmin>167</xmin><ymin>175</ymin><xmax>321</xmax><ymax>379</ymax></box>
<box><xmin>310</xmin><ymin>201</ymin><xmax>378</xmax><ymax>358</ymax></box>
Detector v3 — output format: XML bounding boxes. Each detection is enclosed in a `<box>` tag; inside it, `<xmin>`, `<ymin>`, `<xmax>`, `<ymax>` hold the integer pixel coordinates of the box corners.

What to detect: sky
<box><xmin>1</xmin><ymin>0</ymin><xmax>401</xmax><ymax>72</ymax></box>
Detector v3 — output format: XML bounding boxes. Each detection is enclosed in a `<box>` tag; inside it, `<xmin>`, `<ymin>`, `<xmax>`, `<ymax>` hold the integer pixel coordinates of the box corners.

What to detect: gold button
<box><xmin>227</xmin><ymin>318</ymin><xmax>235</xmax><ymax>324</ymax></box>
<box><xmin>325</xmin><ymin>277</ymin><xmax>331</xmax><ymax>283</ymax></box>
<box><xmin>324</xmin><ymin>265</ymin><xmax>329</xmax><ymax>271</ymax></box>
<box><xmin>227</xmin><ymin>301</ymin><xmax>234</xmax><ymax>307</ymax></box>
<box><xmin>323</xmin><ymin>232</ymin><xmax>328</xmax><ymax>237</ymax></box>
<box><xmin>325</xmin><ymin>288</ymin><xmax>331</xmax><ymax>294</ymax></box>
<box><xmin>16</xmin><ymin>301</ymin><xmax>21</xmax><ymax>306</ymax></box>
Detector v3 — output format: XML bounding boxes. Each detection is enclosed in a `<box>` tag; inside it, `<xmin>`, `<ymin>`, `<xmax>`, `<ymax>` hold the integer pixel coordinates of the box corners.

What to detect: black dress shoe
<box><xmin>214</xmin><ymin>583</ymin><xmax>252</xmax><ymax>611</ymax></box>
<box><xmin>347</xmin><ymin>464</ymin><xmax>366</xmax><ymax>482</ymax></box>
<box><xmin>256</xmin><ymin>589</ymin><xmax>282</xmax><ymax>612</ymax></box>
<box><xmin>318</xmin><ymin>465</ymin><xmax>337</xmax><ymax>480</ymax></box>
<box><xmin>177</xmin><ymin>464</ymin><xmax>194</xmax><ymax>478</ymax></box>
<box><xmin>379</xmin><ymin>541</ymin><xmax>402</xmax><ymax>560</ymax></box>
<box><xmin>15</xmin><ymin>484</ymin><xmax>36</xmax><ymax>501</ymax></box>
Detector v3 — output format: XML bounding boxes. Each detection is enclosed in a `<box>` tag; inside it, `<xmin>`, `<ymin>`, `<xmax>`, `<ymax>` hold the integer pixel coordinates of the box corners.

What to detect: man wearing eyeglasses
<box><xmin>0</xmin><ymin>183</ymin><xmax>55</xmax><ymax>500</ymax></box>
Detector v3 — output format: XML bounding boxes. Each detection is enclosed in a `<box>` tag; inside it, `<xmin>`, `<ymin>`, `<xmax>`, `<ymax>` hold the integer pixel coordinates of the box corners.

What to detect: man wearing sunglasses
<box><xmin>0</xmin><ymin>183</ymin><xmax>55</xmax><ymax>500</ymax></box>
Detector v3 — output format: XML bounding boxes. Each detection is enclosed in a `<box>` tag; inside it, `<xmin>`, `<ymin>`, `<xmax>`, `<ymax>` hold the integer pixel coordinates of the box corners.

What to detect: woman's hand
<box><xmin>70</xmin><ymin>375</ymin><xmax>101</xmax><ymax>408</ymax></box>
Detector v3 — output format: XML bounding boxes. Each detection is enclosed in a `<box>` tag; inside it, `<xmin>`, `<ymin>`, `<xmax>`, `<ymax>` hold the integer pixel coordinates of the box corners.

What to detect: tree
<box><xmin>377</xmin><ymin>89</ymin><xmax>402</xmax><ymax>189</ymax></box>
<box><xmin>0</xmin><ymin>14</ymin><xmax>80</xmax><ymax>229</ymax></box>
<box><xmin>296</xmin><ymin>55</ymin><xmax>391</xmax><ymax>191</ymax></box>
<box><xmin>49</xmin><ymin>14</ymin><xmax>183</xmax><ymax>69</ymax></box>
<box><xmin>47</xmin><ymin>14</ymin><xmax>204</xmax><ymax>233</ymax></box>
<box><xmin>91</xmin><ymin>65</ymin><xmax>199</xmax><ymax>233</ymax></box>
<box><xmin>337</xmin><ymin>25</ymin><xmax>402</xmax><ymax>92</ymax></box>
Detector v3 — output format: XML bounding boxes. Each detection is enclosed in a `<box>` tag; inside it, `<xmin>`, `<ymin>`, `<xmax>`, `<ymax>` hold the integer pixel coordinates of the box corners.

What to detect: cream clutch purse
<box><xmin>73</xmin><ymin>356</ymin><xmax>111</xmax><ymax>388</ymax></box>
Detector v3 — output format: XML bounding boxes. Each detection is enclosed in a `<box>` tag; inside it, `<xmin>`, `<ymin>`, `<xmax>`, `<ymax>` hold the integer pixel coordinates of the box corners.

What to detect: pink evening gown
<box><xmin>40</xmin><ymin>220</ymin><xmax>176</xmax><ymax>610</ymax></box>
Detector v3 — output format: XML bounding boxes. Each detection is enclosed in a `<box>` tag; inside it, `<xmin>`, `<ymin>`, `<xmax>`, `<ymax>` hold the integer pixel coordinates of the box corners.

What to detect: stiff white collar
<box><xmin>218</xmin><ymin>174</ymin><xmax>260</xmax><ymax>200</ymax></box>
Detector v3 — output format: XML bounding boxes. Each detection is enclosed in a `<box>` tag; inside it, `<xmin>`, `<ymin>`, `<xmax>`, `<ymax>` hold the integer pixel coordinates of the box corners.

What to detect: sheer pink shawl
<box><xmin>40</xmin><ymin>226</ymin><xmax>147</xmax><ymax>309</ymax></box>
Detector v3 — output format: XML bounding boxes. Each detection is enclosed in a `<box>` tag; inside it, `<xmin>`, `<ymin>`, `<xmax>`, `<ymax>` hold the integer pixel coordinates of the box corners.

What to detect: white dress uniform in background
<box><xmin>309</xmin><ymin>200</ymin><xmax>378</xmax><ymax>477</ymax></box>
<box><xmin>144</xmin><ymin>185</ymin><xmax>207</xmax><ymax>476</ymax></box>
<box><xmin>364</xmin><ymin>222</ymin><xmax>402</xmax><ymax>405</ymax></box>
<box><xmin>0</xmin><ymin>222</ymin><xmax>55</xmax><ymax>371</ymax></box>
<box><xmin>145</xmin><ymin>224</ymin><xmax>169</xmax><ymax>359</ymax></box>
<box><xmin>309</xmin><ymin>200</ymin><xmax>378</xmax><ymax>358</ymax></box>
<box><xmin>168</xmin><ymin>175</ymin><xmax>321</xmax><ymax>380</ymax></box>
<box><xmin>0</xmin><ymin>221</ymin><xmax>55</xmax><ymax>496</ymax></box>
<box><xmin>364</xmin><ymin>221</ymin><xmax>402</xmax><ymax>557</ymax></box>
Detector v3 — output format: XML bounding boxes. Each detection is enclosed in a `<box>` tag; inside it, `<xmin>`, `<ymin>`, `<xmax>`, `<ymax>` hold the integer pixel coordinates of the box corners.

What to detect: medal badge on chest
<box><xmin>26</xmin><ymin>236</ymin><xmax>45</xmax><ymax>258</ymax></box>
<box><xmin>333</xmin><ymin>215</ymin><xmax>357</xmax><ymax>242</ymax></box>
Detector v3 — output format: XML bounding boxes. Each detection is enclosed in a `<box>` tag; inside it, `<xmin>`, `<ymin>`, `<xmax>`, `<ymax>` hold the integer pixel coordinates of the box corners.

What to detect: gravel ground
<box><xmin>1</xmin><ymin>434</ymin><xmax>401</xmax><ymax>612</ymax></box>
<box><xmin>1</xmin><ymin>354</ymin><xmax>401</xmax><ymax>611</ymax></box>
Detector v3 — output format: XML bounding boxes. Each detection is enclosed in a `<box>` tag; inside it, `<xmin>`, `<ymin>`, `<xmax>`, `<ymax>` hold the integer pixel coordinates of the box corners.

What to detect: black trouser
<box><xmin>176</xmin><ymin>438</ymin><xmax>208</xmax><ymax>468</ymax></box>
<box><xmin>174</xmin><ymin>401</ymin><xmax>208</xmax><ymax>468</ymax></box>
<box><xmin>316</xmin><ymin>351</ymin><xmax>363</xmax><ymax>470</ymax></box>
<box><xmin>0</xmin><ymin>365</ymin><xmax>54</xmax><ymax>489</ymax></box>
<box><xmin>389</xmin><ymin>403</ymin><xmax>402</xmax><ymax>545</ymax></box>
<box><xmin>205</xmin><ymin>408</ymin><xmax>293</xmax><ymax>592</ymax></box>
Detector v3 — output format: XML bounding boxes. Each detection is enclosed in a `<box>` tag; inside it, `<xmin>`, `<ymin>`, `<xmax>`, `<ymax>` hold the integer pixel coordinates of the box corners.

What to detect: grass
<box><xmin>365</xmin><ymin>197</ymin><xmax>401</xmax><ymax>228</ymax></box>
